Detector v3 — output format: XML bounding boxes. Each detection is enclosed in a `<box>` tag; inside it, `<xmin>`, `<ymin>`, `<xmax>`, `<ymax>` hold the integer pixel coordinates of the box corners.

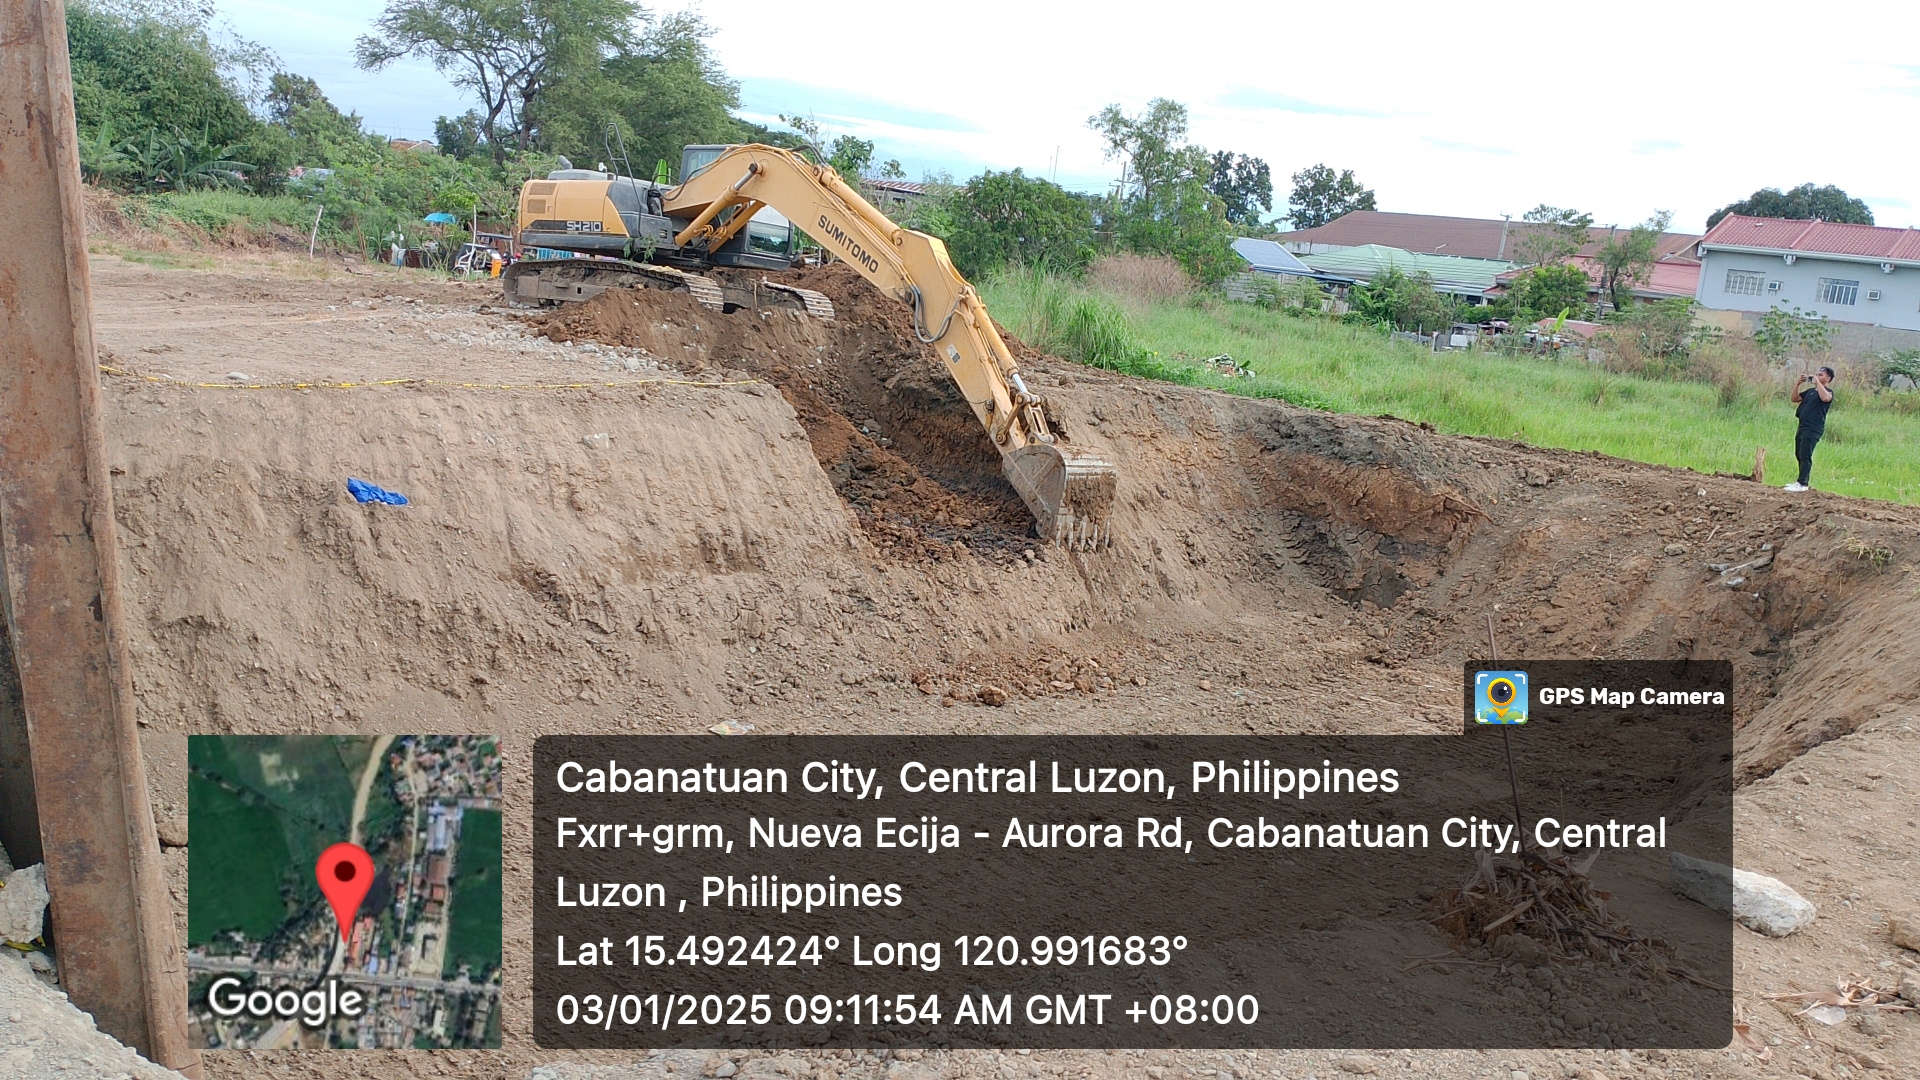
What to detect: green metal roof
<box><xmin>1299</xmin><ymin>244</ymin><xmax>1514</xmax><ymax>292</ymax></box>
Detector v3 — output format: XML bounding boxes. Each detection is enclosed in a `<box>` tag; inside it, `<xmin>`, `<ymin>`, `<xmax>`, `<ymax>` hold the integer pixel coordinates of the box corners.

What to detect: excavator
<box><xmin>504</xmin><ymin>143</ymin><xmax>1116</xmax><ymax>549</ymax></box>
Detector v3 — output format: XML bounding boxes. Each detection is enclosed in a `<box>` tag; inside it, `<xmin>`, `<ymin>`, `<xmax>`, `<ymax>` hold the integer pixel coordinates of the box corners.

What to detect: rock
<box><xmin>1528</xmin><ymin>965</ymin><xmax>1555</xmax><ymax>988</ymax></box>
<box><xmin>715</xmin><ymin>1062</ymin><xmax>738</xmax><ymax>1078</ymax></box>
<box><xmin>1526</xmin><ymin>468</ymin><xmax>1549</xmax><ymax>486</ymax></box>
<box><xmin>976</xmin><ymin>685</ymin><xmax>1009</xmax><ymax>707</ymax></box>
<box><xmin>1492</xmin><ymin>933</ymin><xmax>1548</xmax><ymax>964</ymax></box>
<box><xmin>0</xmin><ymin>838</ymin><xmax>10</xmax><ymax>876</ymax></box>
<box><xmin>225</xmin><ymin>371</ymin><xmax>248</xmax><ymax>382</ymax></box>
<box><xmin>1853</xmin><ymin>1009</ymin><xmax>1885</xmax><ymax>1036</ymax></box>
<box><xmin>0</xmin><ymin>951</ymin><xmax>188</xmax><ymax>1079</ymax></box>
<box><xmin>1899</xmin><ymin>967</ymin><xmax>1920</xmax><ymax>1004</ymax></box>
<box><xmin>1663</xmin><ymin>543</ymin><xmax>1688</xmax><ymax>556</ymax></box>
<box><xmin>1668</xmin><ymin>852</ymin><xmax>1816</xmax><ymax>936</ymax></box>
<box><xmin>1889</xmin><ymin>911</ymin><xmax>1920</xmax><ymax>951</ymax></box>
<box><xmin>582</xmin><ymin>432</ymin><xmax>612</xmax><ymax>451</ymax></box>
<box><xmin>1198</xmin><ymin>678</ymin><xmax>1214</xmax><ymax>691</ymax></box>
<box><xmin>155</xmin><ymin>812</ymin><xmax>188</xmax><ymax>848</ymax></box>
<box><xmin>1333</xmin><ymin>1058</ymin><xmax>1378</xmax><ymax>1075</ymax></box>
<box><xmin>1564</xmin><ymin>1007</ymin><xmax>1594</xmax><ymax>1030</ymax></box>
<box><xmin>1891</xmin><ymin>374</ymin><xmax>1916</xmax><ymax>391</ymax></box>
<box><xmin>0</xmin><ymin>864</ymin><xmax>48</xmax><ymax>943</ymax></box>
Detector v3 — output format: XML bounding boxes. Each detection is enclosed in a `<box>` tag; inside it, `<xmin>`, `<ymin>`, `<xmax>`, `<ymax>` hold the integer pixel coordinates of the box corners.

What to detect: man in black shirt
<box><xmin>1784</xmin><ymin>365</ymin><xmax>1835</xmax><ymax>492</ymax></box>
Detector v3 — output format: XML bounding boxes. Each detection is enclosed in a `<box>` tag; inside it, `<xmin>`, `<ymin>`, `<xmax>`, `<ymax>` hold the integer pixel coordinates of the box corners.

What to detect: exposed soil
<box><xmin>40</xmin><ymin>250</ymin><xmax>1920</xmax><ymax>1078</ymax></box>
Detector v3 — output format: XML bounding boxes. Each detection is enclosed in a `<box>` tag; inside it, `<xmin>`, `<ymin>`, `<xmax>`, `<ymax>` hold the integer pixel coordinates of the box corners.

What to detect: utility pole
<box><xmin>0</xmin><ymin>0</ymin><xmax>200</xmax><ymax>1074</ymax></box>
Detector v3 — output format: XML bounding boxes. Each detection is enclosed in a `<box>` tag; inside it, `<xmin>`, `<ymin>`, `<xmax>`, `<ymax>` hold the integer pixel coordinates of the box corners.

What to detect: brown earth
<box><xmin>54</xmin><ymin>249</ymin><xmax>1920</xmax><ymax>1079</ymax></box>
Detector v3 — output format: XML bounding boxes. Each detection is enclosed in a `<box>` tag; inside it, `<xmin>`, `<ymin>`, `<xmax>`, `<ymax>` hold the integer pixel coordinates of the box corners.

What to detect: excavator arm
<box><xmin>662</xmin><ymin>145</ymin><xmax>1115</xmax><ymax>548</ymax></box>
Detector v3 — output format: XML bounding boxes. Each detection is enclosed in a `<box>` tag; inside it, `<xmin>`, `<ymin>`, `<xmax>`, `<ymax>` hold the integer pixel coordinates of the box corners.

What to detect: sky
<box><xmin>215</xmin><ymin>0</ymin><xmax>1920</xmax><ymax>234</ymax></box>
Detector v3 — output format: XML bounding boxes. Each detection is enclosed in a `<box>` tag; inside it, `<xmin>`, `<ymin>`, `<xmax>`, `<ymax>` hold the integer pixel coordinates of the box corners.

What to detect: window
<box><xmin>1816</xmin><ymin>277</ymin><xmax>1860</xmax><ymax>306</ymax></box>
<box><xmin>1724</xmin><ymin>268</ymin><xmax>1766</xmax><ymax>296</ymax></box>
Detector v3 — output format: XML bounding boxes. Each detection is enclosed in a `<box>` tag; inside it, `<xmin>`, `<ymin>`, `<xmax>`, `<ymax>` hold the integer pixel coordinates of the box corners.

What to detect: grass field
<box><xmin>443</xmin><ymin>808</ymin><xmax>502</xmax><ymax>979</ymax></box>
<box><xmin>186</xmin><ymin>736</ymin><xmax>383</xmax><ymax>946</ymax></box>
<box><xmin>186</xmin><ymin>769</ymin><xmax>292</xmax><ymax>944</ymax></box>
<box><xmin>980</xmin><ymin>273</ymin><xmax>1920</xmax><ymax>505</ymax></box>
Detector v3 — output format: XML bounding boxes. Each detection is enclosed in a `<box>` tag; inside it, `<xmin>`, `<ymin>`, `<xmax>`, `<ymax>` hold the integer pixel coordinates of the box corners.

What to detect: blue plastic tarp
<box><xmin>423</xmin><ymin>212</ymin><xmax>458</xmax><ymax>224</ymax></box>
<box><xmin>346</xmin><ymin>478</ymin><xmax>409</xmax><ymax>505</ymax></box>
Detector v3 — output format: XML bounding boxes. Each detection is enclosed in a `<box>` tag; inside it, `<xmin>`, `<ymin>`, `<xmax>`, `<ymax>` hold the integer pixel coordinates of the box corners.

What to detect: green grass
<box><xmin>980</xmin><ymin>272</ymin><xmax>1920</xmax><ymax>504</ymax></box>
<box><xmin>136</xmin><ymin>190</ymin><xmax>321</xmax><ymax>233</ymax></box>
<box><xmin>187</xmin><ymin>770</ymin><xmax>292</xmax><ymax>944</ymax></box>
<box><xmin>186</xmin><ymin>736</ymin><xmax>380</xmax><ymax>946</ymax></box>
<box><xmin>443</xmin><ymin>808</ymin><xmax>502</xmax><ymax>980</ymax></box>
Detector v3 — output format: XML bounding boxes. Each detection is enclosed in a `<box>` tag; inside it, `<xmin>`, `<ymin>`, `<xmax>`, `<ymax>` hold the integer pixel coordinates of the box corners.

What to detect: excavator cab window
<box><xmin>744</xmin><ymin>221</ymin><xmax>791</xmax><ymax>257</ymax></box>
<box><xmin>680</xmin><ymin>145</ymin><xmax>727</xmax><ymax>184</ymax></box>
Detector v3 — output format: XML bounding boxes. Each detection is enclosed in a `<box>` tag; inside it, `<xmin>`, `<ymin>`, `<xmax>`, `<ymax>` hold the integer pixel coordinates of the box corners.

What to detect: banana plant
<box><xmin>79</xmin><ymin>122</ymin><xmax>130</xmax><ymax>184</ymax></box>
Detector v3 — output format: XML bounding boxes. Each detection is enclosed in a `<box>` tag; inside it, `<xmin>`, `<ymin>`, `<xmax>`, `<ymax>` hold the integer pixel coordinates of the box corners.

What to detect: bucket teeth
<box><xmin>1002</xmin><ymin>444</ymin><xmax>1116</xmax><ymax>551</ymax></box>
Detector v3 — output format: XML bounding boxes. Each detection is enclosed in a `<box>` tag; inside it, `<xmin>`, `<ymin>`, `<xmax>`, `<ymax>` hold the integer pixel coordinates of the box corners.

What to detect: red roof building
<box><xmin>1281</xmin><ymin>210</ymin><xmax>1699</xmax><ymax>265</ymax></box>
<box><xmin>1694</xmin><ymin>214</ymin><xmax>1920</xmax><ymax>331</ymax></box>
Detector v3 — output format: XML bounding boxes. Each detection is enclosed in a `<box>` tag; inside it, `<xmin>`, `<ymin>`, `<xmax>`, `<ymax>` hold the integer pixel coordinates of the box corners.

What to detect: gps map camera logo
<box><xmin>1474</xmin><ymin>670</ymin><xmax>1528</xmax><ymax>724</ymax></box>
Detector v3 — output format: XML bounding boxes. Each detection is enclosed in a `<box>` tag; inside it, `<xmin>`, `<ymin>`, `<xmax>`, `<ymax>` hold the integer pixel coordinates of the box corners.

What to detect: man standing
<box><xmin>1784</xmin><ymin>366</ymin><xmax>1835</xmax><ymax>492</ymax></box>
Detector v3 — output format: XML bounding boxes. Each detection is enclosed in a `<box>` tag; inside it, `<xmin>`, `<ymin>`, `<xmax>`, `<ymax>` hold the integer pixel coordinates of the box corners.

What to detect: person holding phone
<box><xmin>1784</xmin><ymin>365</ymin><xmax>1835</xmax><ymax>492</ymax></box>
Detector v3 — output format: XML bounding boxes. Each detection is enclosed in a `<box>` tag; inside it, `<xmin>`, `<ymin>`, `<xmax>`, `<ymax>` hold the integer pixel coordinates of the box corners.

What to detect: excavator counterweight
<box><xmin>510</xmin><ymin>144</ymin><xmax>1116</xmax><ymax>548</ymax></box>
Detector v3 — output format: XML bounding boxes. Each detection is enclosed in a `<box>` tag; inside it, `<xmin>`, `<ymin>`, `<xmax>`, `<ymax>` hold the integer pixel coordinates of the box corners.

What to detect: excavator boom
<box><xmin>661</xmin><ymin>146</ymin><xmax>1115</xmax><ymax>548</ymax></box>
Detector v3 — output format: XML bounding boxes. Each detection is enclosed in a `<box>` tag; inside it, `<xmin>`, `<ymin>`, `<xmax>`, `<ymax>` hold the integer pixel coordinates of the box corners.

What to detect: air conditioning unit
<box><xmin>1767</xmin><ymin>281</ymin><xmax>1782</xmax><ymax>292</ymax></box>
<box><xmin>1867</xmin><ymin>289</ymin><xmax>1882</xmax><ymax>301</ymax></box>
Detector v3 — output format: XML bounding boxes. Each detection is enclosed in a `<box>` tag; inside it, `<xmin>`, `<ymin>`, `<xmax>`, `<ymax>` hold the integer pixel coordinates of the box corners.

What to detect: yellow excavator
<box><xmin>506</xmin><ymin>144</ymin><xmax>1115</xmax><ymax>549</ymax></box>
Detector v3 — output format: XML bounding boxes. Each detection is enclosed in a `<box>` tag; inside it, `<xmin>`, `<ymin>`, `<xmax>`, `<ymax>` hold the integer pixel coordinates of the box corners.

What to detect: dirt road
<box><xmin>84</xmin><ymin>251</ymin><xmax>1916</xmax><ymax>1079</ymax></box>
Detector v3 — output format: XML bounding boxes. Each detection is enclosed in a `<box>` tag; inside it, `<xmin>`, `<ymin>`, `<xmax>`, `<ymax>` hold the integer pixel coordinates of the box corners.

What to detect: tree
<box><xmin>1511</xmin><ymin>204</ymin><xmax>1593</xmax><ymax>267</ymax></box>
<box><xmin>1594</xmin><ymin>211</ymin><xmax>1673</xmax><ymax>311</ymax></box>
<box><xmin>943</xmin><ymin>169</ymin><xmax>1096</xmax><ymax>278</ymax></box>
<box><xmin>1087</xmin><ymin>99</ymin><xmax>1237</xmax><ymax>282</ymax></box>
<box><xmin>1509</xmin><ymin>262</ymin><xmax>1591</xmax><ymax>322</ymax></box>
<box><xmin>1206</xmin><ymin>151</ymin><xmax>1272</xmax><ymax>227</ymax></box>
<box><xmin>355</xmin><ymin>0</ymin><xmax>638</xmax><ymax>161</ymax></box>
<box><xmin>1286</xmin><ymin>164</ymin><xmax>1375</xmax><ymax>230</ymax></box>
<box><xmin>265</xmin><ymin>71</ymin><xmax>379</xmax><ymax>167</ymax></box>
<box><xmin>66</xmin><ymin>0</ymin><xmax>290</xmax><ymax>188</ymax></box>
<box><xmin>434</xmin><ymin>111</ymin><xmax>489</xmax><ymax>160</ymax></box>
<box><xmin>1089</xmin><ymin>98</ymin><xmax>1195</xmax><ymax>206</ymax></box>
<box><xmin>68</xmin><ymin>1</ymin><xmax>260</xmax><ymax>152</ymax></box>
<box><xmin>1707</xmin><ymin>183</ymin><xmax>1872</xmax><ymax>229</ymax></box>
<box><xmin>535</xmin><ymin>12</ymin><xmax>745</xmax><ymax>170</ymax></box>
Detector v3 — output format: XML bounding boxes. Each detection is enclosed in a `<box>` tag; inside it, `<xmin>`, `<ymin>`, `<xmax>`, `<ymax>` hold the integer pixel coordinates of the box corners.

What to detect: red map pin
<box><xmin>316</xmin><ymin>842</ymin><xmax>374</xmax><ymax>943</ymax></box>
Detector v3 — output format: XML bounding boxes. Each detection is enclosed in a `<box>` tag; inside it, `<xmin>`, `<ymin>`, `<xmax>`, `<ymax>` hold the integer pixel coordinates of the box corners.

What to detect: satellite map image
<box><xmin>186</xmin><ymin>735</ymin><xmax>502</xmax><ymax>1049</ymax></box>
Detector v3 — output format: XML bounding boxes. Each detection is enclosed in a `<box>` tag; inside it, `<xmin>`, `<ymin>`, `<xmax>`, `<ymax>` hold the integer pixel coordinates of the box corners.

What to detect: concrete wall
<box><xmin>1696</xmin><ymin>249</ymin><xmax>1920</xmax><ymax>332</ymax></box>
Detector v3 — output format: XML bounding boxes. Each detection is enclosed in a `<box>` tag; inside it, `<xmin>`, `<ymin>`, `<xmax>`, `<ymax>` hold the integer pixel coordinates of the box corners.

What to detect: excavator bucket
<box><xmin>1003</xmin><ymin>444</ymin><xmax>1117</xmax><ymax>550</ymax></box>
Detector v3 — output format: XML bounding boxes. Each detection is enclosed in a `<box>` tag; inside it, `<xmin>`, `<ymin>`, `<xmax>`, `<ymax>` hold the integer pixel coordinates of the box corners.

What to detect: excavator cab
<box><xmin>680</xmin><ymin>145</ymin><xmax>795</xmax><ymax>267</ymax></box>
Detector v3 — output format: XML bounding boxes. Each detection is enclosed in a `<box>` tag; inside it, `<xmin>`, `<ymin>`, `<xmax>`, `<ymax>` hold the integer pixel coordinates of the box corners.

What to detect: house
<box><xmin>1693</xmin><ymin>214</ymin><xmax>1920</xmax><ymax>332</ymax></box>
<box><xmin>388</xmin><ymin>138</ymin><xmax>438</xmax><ymax>155</ymax></box>
<box><xmin>1299</xmin><ymin>244</ymin><xmax>1514</xmax><ymax>304</ymax></box>
<box><xmin>1223</xmin><ymin>237</ymin><xmax>1352</xmax><ymax>301</ymax></box>
<box><xmin>866</xmin><ymin>178</ymin><xmax>933</xmax><ymax>213</ymax></box>
<box><xmin>1281</xmin><ymin>210</ymin><xmax>1700</xmax><ymax>267</ymax></box>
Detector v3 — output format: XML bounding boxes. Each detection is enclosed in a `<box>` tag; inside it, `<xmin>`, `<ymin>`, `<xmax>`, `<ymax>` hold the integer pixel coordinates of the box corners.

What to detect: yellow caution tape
<box><xmin>98</xmin><ymin>364</ymin><xmax>761</xmax><ymax>391</ymax></box>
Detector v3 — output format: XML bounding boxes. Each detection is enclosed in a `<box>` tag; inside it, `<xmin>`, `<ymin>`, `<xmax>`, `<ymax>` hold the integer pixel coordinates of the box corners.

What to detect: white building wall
<box><xmin>1695</xmin><ymin>249</ymin><xmax>1920</xmax><ymax>332</ymax></box>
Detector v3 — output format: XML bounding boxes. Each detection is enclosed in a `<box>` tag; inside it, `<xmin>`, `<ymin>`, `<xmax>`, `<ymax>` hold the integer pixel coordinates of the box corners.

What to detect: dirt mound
<box><xmin>533</xmin><ymin>268</ymin><xmax>1920</xmax><ymax>775</ymax></box>
<box><xmin>538</xmin><ymin>265</ymin><xmax>1034</xmax><ymax>559</ymax></box>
